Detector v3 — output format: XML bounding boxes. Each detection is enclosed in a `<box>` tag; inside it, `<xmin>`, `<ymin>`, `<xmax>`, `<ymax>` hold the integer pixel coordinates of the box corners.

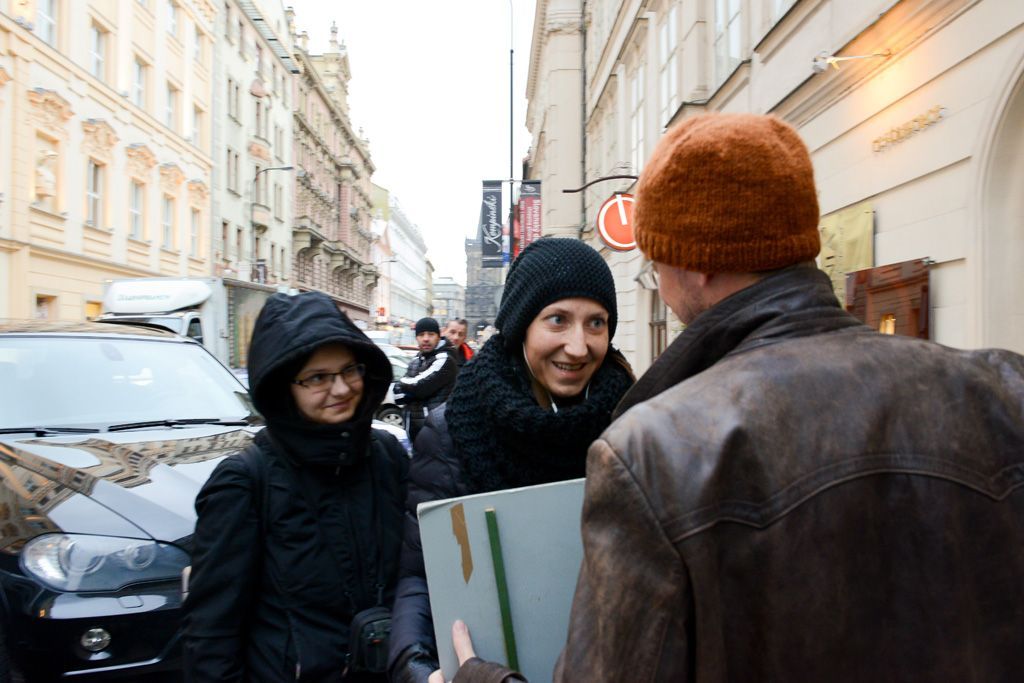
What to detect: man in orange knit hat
<box><xmin>440</xmin><ymin>113</ymin><xmax>1024</xmax><ymax>682</ymax></box>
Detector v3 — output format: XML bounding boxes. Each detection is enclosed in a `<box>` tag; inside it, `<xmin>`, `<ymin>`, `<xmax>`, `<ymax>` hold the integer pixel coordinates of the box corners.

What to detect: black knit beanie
<box><xmin>495</xmin><ymin>238</ymin><xmax>618</xmax><ymax>348</ymax></box>
<box><xmin>414</xmin><ymin>317</ymin><xmax>440</xmax><ymax>335</ymax></box>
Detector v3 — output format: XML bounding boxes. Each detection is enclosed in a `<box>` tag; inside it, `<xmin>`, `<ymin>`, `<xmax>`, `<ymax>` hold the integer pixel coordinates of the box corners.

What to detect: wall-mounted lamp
<box><xmin>812</xmin><ymin>49</ymin><xmax>891</xmax><ymax>73</ymax></box>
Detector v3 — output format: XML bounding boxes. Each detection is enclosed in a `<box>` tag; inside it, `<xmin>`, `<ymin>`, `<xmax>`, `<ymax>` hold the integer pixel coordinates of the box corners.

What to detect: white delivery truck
<box><xmin>99</xmin><ymin>277</ymin><xmax>279</xmax><ymax>370</ymax></box>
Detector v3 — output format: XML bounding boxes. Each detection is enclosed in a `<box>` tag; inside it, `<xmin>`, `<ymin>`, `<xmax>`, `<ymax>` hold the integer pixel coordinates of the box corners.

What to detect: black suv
<box><xmin>0</xmin><ymin>321</ymin><xmax>259</xmax><ymax>681</ymax></box>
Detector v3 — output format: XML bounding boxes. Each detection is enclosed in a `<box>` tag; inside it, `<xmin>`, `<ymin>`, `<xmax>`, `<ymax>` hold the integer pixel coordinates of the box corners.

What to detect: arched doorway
<box><xmin>977</xmin><ymin>48</ymin><xmax>1024</xmax><ymax>355</ymax></box>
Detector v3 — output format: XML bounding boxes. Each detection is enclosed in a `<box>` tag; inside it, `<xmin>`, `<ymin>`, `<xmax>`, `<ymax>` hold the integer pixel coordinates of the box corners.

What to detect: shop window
<box><xmin>846</xmin><ymin>259</ymin><xmax>930</xmax><ymax>339</ymax></box>
<box><xmin>35</xmin><ymin>295</ymin><xmax>56</xmax><ymax>320</ymax></box>
<box><xmin>85</xmin><ymin>301</ymin><xmax>102</xmax><ymax>320</ymax></box>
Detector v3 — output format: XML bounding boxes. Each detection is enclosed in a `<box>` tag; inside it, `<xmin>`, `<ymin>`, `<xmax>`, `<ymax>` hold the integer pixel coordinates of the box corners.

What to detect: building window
<box><xmin>90</xmin><ymin>24</ymin><xmax>107</xmax><ymax>82</ymax></box>
<box><xmin>225</xmin><ymin>148</ymin><xmax>234</xmax><ymax>191</ymax></box>
<box><xmin>190</xmin><ymin>208</ymin><xmax>200</xmax><ymax>257</ymax></box>
<box><xmin>629</xmin><ymin>60</ymin><xmax>646</xmax><ymax>173</ymax></box>
<box><xmin>162</xmin><ymin>196</ymin><xmax>175</xmax><ymax>249</ymax></box>
<box><xmin>85</xmin><ymin>301</ymin><xmax>103</xmax><ymax>320</ymax></box>
<box><xmin>714</xmin><ymin>0</ymin><xmax>743</xmax><ymax>87</ymax></box>
<box><xmin>254</xmin><ymin>97</ymin><xmax>262</xmax><ymax>137</ymax></box>
<box><xmin>192</xmin><ymin>105</ymin><xmax>203</xmax><ymax>146</ymax></box>
<box><xmin>86</xmin><ymin>159</ymin><xmax>104</xmax><ymax>226</ymax></box>
<box><xmin>274</xmin><ymin>183</ymin><xmax>283</xmax><ymax>219</ymax></box>
<box><xmin>166</xmin><ymin>83</ymin><xmax>179</xmax><ymax>131</ymax></box>
<box><xmin>130</xmin><ymin>180</ymin><xmax>145</xmax><ymax>239</ymax></box>
<box><xmin>35</xmin><ymin>0</ymin><xmax>57</xmax><ymax>46</ymax></box>
<box><xmin>167</xmin><ymin>1</ymin><xmax>178</xmax><ymax>37</ymax></box>
<box><xmin>650</xmin><ymin>291</ymin><xmax>668</xmax><ymax>361</ymax></box>
<box><xmin>194</xmin><ymin>26</ymin><xmax>205</xmax><ymax>63</ymax></box>
<box><xmin>658</xmin><ymin>4</ymin><xmax>678</xmax><ymax>125</ymax></box>
<box><xmin>133</xmin><ymin>57</ymin><xmax>147</xmax><ymax>108</ymax></box>
<box><xmin>254</xmin><ymin>164</ymin><xmax>263</xmax><ymax>204</ymax></box>
<box><xmin>238</xmin><ymin>19</ymin><xmax>245</xmax><ymax>57</ymax></box>
<box><xmin>221</xmin><ymin>220</ymin><xmax>230</xmax><ymax>258</ymax></box>
<box><xmin>235</xmin><ymin>227</ymin><xmax>243</xmax><ymax>261</ymax></box>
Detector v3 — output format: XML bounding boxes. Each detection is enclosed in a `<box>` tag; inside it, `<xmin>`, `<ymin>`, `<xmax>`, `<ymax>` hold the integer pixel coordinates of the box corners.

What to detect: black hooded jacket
<box><xmin>183</xmin><ymin>292</ymin><xmax>409</xmax><ymax>682</ymax></box>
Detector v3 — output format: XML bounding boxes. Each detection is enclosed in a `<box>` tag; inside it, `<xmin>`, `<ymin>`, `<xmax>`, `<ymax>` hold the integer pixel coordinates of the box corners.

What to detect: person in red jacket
<box><xmin>442</xmin><ymin>319</ymin><xmax>474</xmax><ymax>369</ymax></box>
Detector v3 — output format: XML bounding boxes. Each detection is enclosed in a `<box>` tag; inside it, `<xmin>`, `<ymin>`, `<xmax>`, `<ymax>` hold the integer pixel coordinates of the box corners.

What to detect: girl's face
<box><xmin>523</xmin><ymin>298</ymin><xmax>610</xmax><ymax>399</ymax></box>
<box><xmin>289</xmin><ymin>344</ymin><xmax>364</xmax><ymax>424</ymax></box>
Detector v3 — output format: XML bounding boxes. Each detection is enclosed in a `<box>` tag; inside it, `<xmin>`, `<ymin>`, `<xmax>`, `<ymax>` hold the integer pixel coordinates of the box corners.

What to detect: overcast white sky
<box><xmin>286</xmin><ymin>1</ymin><xmax>537</xmax><ymax>284</ymax></box>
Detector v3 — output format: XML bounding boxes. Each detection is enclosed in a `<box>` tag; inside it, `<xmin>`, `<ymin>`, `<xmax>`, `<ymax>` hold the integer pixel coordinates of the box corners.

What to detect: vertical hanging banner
<box><xmin>518</xmin><ymin>181</ymin><xmax>542</xmax><ymax>251</ymax></box>
<box><xmin>479</xmin><ymin>181</ymin><xmax>504</xmax><ymax>268</ymax></box>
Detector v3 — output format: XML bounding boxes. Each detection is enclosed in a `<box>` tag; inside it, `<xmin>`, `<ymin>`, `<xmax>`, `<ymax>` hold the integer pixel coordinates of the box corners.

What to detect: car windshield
<box><xmin>0</xmin><ymin>335</ymin><xmax>254</xmax><ymax>430</ymax></box>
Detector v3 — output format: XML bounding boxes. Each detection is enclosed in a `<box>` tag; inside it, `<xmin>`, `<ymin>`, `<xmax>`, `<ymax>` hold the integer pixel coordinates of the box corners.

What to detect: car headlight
<box><xmin>20</xmin><ymin>534</ymin><xmax>189</xmax><ymax>593</ymax></box>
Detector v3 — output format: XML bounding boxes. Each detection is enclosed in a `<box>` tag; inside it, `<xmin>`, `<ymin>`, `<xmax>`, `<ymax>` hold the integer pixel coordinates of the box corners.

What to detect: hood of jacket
<box><xmin>247</xmin><ymin>292</ymin><xmax>392</xmax><ymax>467</ymax></box>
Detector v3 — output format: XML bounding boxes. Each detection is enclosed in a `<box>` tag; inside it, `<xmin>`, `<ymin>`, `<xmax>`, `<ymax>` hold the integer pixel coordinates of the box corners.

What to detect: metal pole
<box><xmin>508</xmin><ymin>0</ymin><xmax>515</xmax><ymax>262</ymax></box>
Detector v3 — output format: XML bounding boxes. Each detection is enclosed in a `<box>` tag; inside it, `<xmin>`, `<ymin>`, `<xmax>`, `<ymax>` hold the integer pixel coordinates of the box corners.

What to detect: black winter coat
<box><xmin>393</xmin><ymin>340</ymin><xmax>457</xmax><ymax>440</ymax></box>
<box><xmin>388</xmin><ymin>406</ymin><xmax>464</xmax><ymax>682</ymax></box>
<box><xmin>183</xmin><ymin>292</ymin><xmax>409</xmax><ymax>682</ymax></box>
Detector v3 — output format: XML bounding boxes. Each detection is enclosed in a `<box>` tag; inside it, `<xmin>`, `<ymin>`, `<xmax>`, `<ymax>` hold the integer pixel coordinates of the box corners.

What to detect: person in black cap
<box><xmin>393</xmin><ymin>316</ymin><xmax>457</xmax><ymax>441</ymax></box>
<box><xmin>387</xmin><ymin>238</ymin><xmax>635</xmax><ymax>683</ymax></box>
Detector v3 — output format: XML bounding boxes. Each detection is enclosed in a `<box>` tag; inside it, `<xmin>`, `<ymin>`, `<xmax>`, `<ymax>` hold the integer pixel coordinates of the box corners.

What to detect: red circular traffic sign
<box><xmin>596</xmin><ymin>194</ymin><xmax>636</xmax><ymax>251</ymax></box>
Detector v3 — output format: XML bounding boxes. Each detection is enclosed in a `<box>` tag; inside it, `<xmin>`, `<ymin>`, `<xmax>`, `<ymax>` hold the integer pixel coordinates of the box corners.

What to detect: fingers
<box><xmin>452</xmin><ymin>619</ymin><xmax>477</xmax><ymax>665</ymax></box>
<box><xmin>427</xmin><ymin>670</ymin><xmax>445</xmax><ymax>683</ymax></box>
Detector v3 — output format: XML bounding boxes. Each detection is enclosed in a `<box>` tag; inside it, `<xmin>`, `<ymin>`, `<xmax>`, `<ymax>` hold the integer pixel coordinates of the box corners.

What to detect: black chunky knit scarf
<box><xmin>446</xmin><ymin>334</ymin><xmax>634</xmax><ymax>494</ymax></box>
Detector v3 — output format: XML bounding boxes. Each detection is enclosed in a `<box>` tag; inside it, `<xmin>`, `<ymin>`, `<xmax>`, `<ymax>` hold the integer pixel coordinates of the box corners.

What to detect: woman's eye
<box><xmin>307</xmin><ymin>373</ymin><xmax>327</xmax><ymax>384</ymax></box>
<box><xmin>589</xmin><ymin>318</ymin><xmax>607</xmax><ymax>329</ymax></box>
<box><xmin>546</xmin><ymin>314</ymin><xmax>565</xmax><ymax>325</ymax></box>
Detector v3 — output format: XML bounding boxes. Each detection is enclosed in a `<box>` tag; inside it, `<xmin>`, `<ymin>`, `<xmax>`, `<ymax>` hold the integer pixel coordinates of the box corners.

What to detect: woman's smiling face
<box><xmin>289</xmin><ymin>343</ymin><xmax>364</xmax><ymax>424</ymax></box>
<box><xmin>523</xmin><ymin>298</ymin><xmax>610</xmax><ymax>399</ymax></box>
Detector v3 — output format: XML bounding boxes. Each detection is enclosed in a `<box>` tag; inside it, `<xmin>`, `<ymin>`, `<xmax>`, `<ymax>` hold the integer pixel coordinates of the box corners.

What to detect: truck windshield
<box><xmin>0</xmin><ymin>336</ymin><xmax>254</xmax><ymax>430</ymax></box>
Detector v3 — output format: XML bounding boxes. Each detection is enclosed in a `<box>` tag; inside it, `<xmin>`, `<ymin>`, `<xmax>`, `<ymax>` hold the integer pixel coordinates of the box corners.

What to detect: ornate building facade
<box><xmin>287</xmin><ymin>18</ymin><xmax>376</xmax><ymax>323</ymax></box>
<box><xmin>527</xmin><ymin>0</ymin><xmax>1024</xmax><ymax>372</ymax></box>
<box><xmin>0</xmin><ymin>0</ymin><xmax>216</xmax><ymax>320</ymax></box>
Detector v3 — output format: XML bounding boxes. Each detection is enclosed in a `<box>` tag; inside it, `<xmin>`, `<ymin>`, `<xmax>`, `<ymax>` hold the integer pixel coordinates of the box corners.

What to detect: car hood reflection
<box><xmin>0</xmin><ymin>426</ymin><xmax>257</xmax><ymax>551</ymax></box>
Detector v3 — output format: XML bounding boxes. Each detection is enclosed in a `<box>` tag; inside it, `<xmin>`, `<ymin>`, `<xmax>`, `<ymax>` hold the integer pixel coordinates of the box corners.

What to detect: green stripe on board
<box><xmin>485</xmin><ymin>507</ymin><xmax>519</xmax><ymax>671</ymax></box>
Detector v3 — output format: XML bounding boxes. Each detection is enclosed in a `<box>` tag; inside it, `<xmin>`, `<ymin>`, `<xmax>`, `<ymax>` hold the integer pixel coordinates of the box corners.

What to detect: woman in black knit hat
<box><xmin>388</xmin><ymin>238</ymin><xmax>635</xmax><ymax>683</ymax></box>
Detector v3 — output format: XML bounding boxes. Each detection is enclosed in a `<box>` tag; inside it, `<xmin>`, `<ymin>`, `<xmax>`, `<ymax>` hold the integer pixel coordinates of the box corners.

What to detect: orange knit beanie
<box><xmin>634</xmin><ymin>113</ymin><xmax>821</xmax><ymax>272</ymax></box>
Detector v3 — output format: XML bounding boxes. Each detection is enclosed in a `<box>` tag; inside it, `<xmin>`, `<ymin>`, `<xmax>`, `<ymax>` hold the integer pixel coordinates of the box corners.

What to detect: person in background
<box><xmin>443</xmin><ymin>319</ymin><xmax>474</xmax><ymax>369</ymax></box>
<box><xmin>388</xmin><ymin>238</ymin><xmax>635</xmax><ymax>683</ymax></box>
<box><xmin>183</xmin><ymin>292</ymin><xmax>408</xmax><ymax>682</ymax></box>
<box><xmin>393</xmin><ymin>317</ymin><xmax>457</xmax><ymax>441</ymax></box>
<box><xmin>441</xmin><ymin>113</ymin><xmax>1024</xmax><ymax>682</ymax></box>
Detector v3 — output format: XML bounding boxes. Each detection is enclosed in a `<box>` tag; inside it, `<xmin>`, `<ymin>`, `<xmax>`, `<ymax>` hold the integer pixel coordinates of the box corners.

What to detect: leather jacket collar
<box><xmin>615</xmin><ymin>265</ymin><xmax>866</xmax><ymax>418</ymax></box>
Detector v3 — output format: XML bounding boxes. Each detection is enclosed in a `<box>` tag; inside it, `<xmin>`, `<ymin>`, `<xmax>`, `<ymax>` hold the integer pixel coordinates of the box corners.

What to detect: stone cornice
<box><xmin>126</xmin><ymin>143</ymin><xmax>158</xmax><ymax>178</ymax></box>
<box><xmin>28</xmin><ymin>88</ymin><xmax>73</xmax><ymax>133</ymax></box>
<box><xmin>81</xmin><ymin>119</ymin><xmax>119</xmax><ymax>161</ymax></box>
<box><xmin>160</xmin><ymin>163</ymin><xmax>186</xmax><ymax>193</ymax></box>
<box><xmin>188</xmin><ymin>179</ymin><xmax>210</xmax><ymax>205</ymax></box>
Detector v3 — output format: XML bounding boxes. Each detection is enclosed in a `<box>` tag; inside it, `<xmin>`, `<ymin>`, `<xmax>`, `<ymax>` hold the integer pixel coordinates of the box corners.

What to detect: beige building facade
<box><xmin>527</xmin><ymin>0</ymin><xmax>1024</xmax><ymax>373</ymax></box>
<box><xmin>0</xmin><ymin>0</ymin><xmax>216</xmax><ymax>321</ymax></box>
<box><xmin>288</xmin><ymin>19</ymin><xmax>377</xmax><ymax>323</ymax></box>
<box><xmin>211</xmin><ymin>0</ymin><xmax>296</xmax><ymax>287</ymax></box>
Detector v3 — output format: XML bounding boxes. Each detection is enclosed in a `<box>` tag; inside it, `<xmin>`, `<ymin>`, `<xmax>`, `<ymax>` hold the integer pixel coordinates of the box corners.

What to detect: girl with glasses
<box><xmin>184</xmin><ymin>291</ymin><xmax>407</xmax><ymax>682</ymax></box>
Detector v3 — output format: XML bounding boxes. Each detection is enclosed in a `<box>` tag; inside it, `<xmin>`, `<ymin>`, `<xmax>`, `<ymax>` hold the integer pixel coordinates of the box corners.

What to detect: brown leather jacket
<box><xmin>551</xmin><ymin>266</ymin><xmax>1024</xmax><ymax>681</ymax></box>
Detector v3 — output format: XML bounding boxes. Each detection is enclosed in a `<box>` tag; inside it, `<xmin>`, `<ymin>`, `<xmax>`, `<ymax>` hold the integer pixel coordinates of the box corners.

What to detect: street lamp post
<box><xmin>250</xmin><ymin>165</ymin><xmax>293</xmax><ymax>283</ymax></box>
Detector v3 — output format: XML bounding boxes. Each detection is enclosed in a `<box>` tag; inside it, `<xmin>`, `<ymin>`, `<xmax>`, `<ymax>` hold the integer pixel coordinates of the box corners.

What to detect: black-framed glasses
<box><xmin>292</xmin><ymin>364</ymin><xmax>366</xmax><ymax>390</ymax></box>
